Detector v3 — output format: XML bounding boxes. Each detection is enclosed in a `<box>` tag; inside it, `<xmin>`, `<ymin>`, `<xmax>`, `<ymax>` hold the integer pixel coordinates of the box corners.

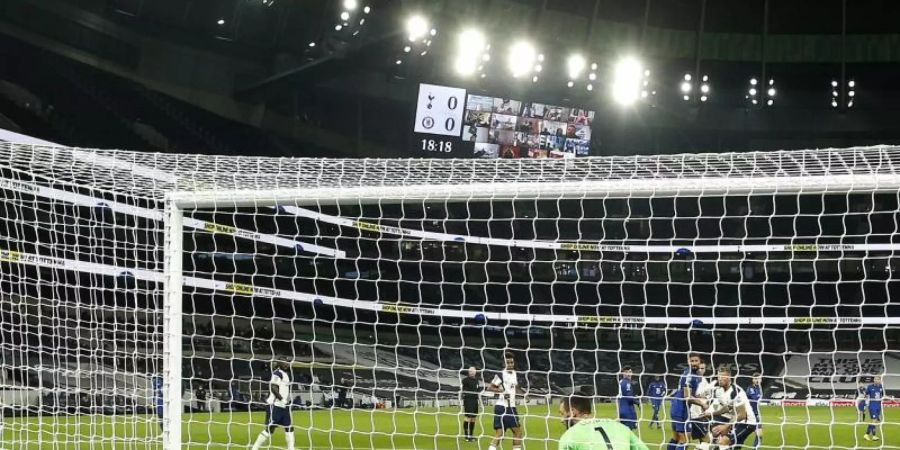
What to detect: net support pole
<box><xmin>162</xmin><ymin>201</ymin><xmax>184</xmax><ymax>450</ymax></box>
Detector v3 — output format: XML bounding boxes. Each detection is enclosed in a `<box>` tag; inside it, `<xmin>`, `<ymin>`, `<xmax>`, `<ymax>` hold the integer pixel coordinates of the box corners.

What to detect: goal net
<box><xmin>1</xmin><ymin>142</ymin><xmax>898</xmax><ymax>450</ymax></box>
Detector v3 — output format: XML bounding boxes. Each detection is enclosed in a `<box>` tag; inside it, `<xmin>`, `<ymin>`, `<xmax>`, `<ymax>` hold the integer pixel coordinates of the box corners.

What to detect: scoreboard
<box><xmin>412</xmin><ymin>84</ymin><xmax>465</xmax><ymax>157</ymax></box>
<box><xmin>411</xmin><ymin>83</ymin><xmax>595</xmax><ymax>159</ymax></box>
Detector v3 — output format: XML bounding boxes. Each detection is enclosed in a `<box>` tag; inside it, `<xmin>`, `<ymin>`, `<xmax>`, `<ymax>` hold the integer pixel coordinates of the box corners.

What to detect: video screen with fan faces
<box><xmin>412</xmin><ymin>83</ymin><xmax>595</xmax><ymax>158</ymax></box>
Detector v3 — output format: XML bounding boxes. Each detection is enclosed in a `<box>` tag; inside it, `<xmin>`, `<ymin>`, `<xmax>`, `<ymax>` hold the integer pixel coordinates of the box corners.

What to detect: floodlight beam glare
<box><xmin>453</xmin><ymin>28</ymin><xmax>487</xmax><ymax>76</ymax></box>
<box><xmin>406</xmin><ymin>14</ymin><xmax>429</xmax><ymax>42</ymax></box>
<box><xmin>611</xmin><ymin>56</ymin><xmax>644</xmax><ymax>106</ymax></box>
<box><xmin>507</xmin><ymin>41</ymin><xmax>537</xmax><ymax>78</ymax></box>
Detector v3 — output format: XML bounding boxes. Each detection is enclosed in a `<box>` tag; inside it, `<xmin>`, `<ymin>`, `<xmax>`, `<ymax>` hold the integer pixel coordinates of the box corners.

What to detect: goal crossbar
<box><xmin>167</xmin><ymin>173</ymin><xmax>900</xmax><ymax>209</ymax></box>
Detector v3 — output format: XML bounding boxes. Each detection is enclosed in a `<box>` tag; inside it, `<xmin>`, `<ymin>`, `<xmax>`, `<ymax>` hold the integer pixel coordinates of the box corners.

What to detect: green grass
<box><xmin>1</xmin><ymin>404</ymin><xmax>896</xmax><ymax>449</ymax></box>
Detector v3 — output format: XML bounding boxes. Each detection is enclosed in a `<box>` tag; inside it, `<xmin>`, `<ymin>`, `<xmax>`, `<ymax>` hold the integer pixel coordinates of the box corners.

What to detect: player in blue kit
<box><xmin>863</xmin><ymin>375</ymin><xmax>885</xmax><ymax>441</ymax></box>
<box><xmin>618</xmin><ymin>366</ymin><xmax>639</xmax><ymax>429</ymax></box>
<box><xmin>857</xmin><ymin>378</ymin><xmax>868</xmax><ymax>422</ymax></box>
<box><xmin>667</xmin><ymin>353</ymin><xmax>703</xmax><ymax>450</ymax></box>
<box><xmin>746</xmin><ymin>372</ymin><xmax>763</xmax><ymax>449</ymax></box>
<box><xmin>647</xmin><ymin>376</ymin><xmax>666</xmax><ymax>429</ymax></box>
<box><xmin>151</xmin><ymin>375</ymin><xmax>164</xmax><ymax>432</ymax></box>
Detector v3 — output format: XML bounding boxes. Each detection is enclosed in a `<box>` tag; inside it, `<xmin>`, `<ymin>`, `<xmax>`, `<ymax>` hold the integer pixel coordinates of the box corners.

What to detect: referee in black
<box><xmin>461</xmin><ymin>366</ymin><xmax>481</xmax><ymax>442</ymax></box>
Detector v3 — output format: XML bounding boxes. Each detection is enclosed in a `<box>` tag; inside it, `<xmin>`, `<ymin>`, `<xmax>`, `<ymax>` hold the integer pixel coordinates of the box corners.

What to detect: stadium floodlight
<box><xmin>363</xmin><ymin>5</ymin><xmax>371</xmax><ymax>13</ymax></box>
<box><xmin>567</xmin><ymin>54</ymin><xmax>586</xmax><ymax>79</ymax></box>
<box><xmin>507</xmin><ymin>40</ymin><xmax>537</xmax><ymax>78</ymax></box>
<box><xmin>848</xmin><ymin>80</ymin><xmax>856</xmax><ymax>103</ymax></box>
<box><xmin>343</xmin><ymin>0</ymin><xmax>358</xmax><ymax>10</ymax></box>
<box><xmin>453</xmin><ymin>28</ymin><xmax>487</xmax><ymax>77</ymax></box>
<box><xmin>746</xmin><ymin>77</ymin><xmax>760</xmax><ymax>106</ymax></box>
<box><xmin>680</xmin><ymin>73</ymin><xmax>693</xmax><ymax>101</ymax></box>
<box><xmin>763</xmin><ymin>79</ymin><xmax>776</xmax><ymax>106</ymax></box>
<box><xmin>308</xmin><ymin>41</ymin><xmax>316</xmax><ymax>47</ymax></box>
<box><xmin>405</xmin><ymin>14</ymin><xmax>429</xmax><ymax>42</ymax></box>
<box><xmin>610</xmin><ymin>56</ymin><xmax>644</xmax><ymax>106</ymax></box>
<box><xmin>340</xmin><ymin>11</ymin><xmax>350</xmax><ymax>21</ymax></box>
<box><xmin>457</xmin><ymin>28</ymin><xmax>485</xmax><ymax>51</ymax></box>
<box><xmin>680</xmin><ymin>73</ymin><xmax>693</xmax><ymax>95</ymax></box>
<box><xmin>217</xmin><ymin>18</ymin><xmax>225</xmax><ymax>25</ymax></box>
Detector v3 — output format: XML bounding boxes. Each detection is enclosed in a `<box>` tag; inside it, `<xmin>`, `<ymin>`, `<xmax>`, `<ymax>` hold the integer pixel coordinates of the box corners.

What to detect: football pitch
<box><xmin>1</xmin><ymin>404</ymin><xmax>894</xmax><ymax>449</ymax></box>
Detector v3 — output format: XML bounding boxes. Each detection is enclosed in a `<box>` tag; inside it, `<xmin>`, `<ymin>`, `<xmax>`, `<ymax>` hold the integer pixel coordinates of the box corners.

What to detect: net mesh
<box><xmin>1</xmin><ymin>142</ymin><xmax>899</xmax><ymax>450</ymax></box>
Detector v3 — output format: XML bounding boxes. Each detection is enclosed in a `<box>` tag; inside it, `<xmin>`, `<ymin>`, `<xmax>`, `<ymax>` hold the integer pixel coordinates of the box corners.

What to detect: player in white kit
<box><xmin>702</xmin><ymin>365</ymin><xmax>757</xmax><ymax>449</ymax></box>
<box><xmin>488</xmin><ymin>352</ymin><xmax>523</xmax><ymax>450</ymax></box>
<box><xmin>690</xmin><ymin>361</ymin><xmax>719</xmax><ymax>448</ymax></box>
<box><xmin>251</xmin><ymin>360</ymin><xmax>295</xmax><ymax>450</ymax></box>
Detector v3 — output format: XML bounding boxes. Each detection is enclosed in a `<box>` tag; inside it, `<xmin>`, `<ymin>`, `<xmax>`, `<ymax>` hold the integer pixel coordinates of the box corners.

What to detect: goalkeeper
<box><xmin>559</xmin><ymin>392</ymin><xmax>650</xmax><ymax>450</ymax></box>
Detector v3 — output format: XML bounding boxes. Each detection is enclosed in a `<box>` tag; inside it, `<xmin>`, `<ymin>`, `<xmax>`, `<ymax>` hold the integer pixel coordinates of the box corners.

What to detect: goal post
<box><xmin>162</xmin><ymin>201</ymin><xmax>184</xmax><ymax>450</ymax></box>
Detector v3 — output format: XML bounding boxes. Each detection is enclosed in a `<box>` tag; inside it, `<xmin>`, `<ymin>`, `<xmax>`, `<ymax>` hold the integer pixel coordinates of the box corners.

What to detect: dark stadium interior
<box><xmin>2</xmin><ymin>2</ymin><xmax>900</xmax><ymax>447</ymax></box>
<box><xmin>4</xmin><ymin>0</ymin><xmax>900</xmax><ymax>157</ymax></box>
